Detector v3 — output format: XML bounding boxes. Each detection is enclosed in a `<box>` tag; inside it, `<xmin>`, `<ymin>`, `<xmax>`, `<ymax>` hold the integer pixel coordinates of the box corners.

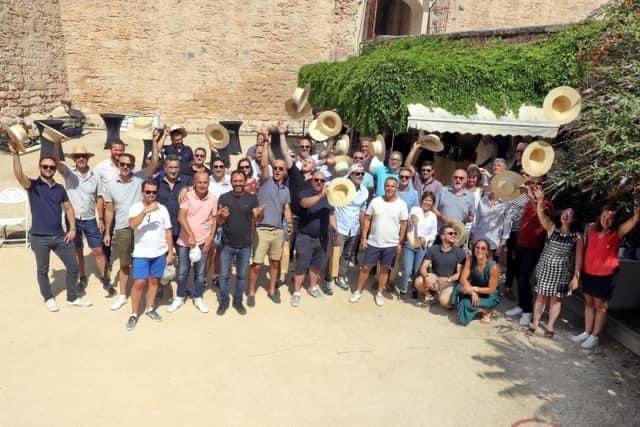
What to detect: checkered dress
<box><xmin>534</xmin><ymin>229</ymin><xmax>578</xmax><ymax>297</ymax></box>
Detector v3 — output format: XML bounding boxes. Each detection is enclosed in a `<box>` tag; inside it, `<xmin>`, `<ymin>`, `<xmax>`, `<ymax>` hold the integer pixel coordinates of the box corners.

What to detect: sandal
<box><xmin>480</xmin><ymin>314</ymin><xmax>492</xmax><ymax>324</ymax></box>
<box><xmin>525</xmin><ymin>327</ymin><xmax>536</xmax><ymax>337</ymax></box>
<box><xmin>544</xmin><ymin>330</ymin><xmax>555</xmax><ymax>339</ymax></box>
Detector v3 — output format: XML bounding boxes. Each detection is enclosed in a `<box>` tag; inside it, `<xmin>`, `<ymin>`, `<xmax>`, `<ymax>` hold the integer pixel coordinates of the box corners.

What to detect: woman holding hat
<box><xmin>526</xmin><ymin>186</ymin><xmax>582</xmax><ymax>339</ymax></box>
<box><xmin>571</xmin><ymin>201</ymin><xmax>640</xmax><ymax>349</ymax></box>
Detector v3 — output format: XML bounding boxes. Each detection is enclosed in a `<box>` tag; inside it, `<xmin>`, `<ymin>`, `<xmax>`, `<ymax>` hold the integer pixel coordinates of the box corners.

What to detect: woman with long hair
<box><xmin>237</xmin><ymin>157</ymin><xmax>258</xmax><ymax>195</ymax></box>
<box><xmin>450</xmin><ymin>239</ymin><xmax>501</xmax><ymax>325</ymax></box>
<box><xmin>571</xmin><ymin>201</ymin><xmax>640</xmax><ymax>349</ymax></box>
<box><xmin>526</xmin><ymin>185</ymin><xmax>583</xmax><ymax>339</ymax></box>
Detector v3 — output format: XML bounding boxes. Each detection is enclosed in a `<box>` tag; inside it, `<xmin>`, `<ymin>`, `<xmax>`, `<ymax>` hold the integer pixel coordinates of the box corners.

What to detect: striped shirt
<box><xmin>509</xmin><ymin>195</ymin><xmax>530</xmax><ymax>232</ymax></box>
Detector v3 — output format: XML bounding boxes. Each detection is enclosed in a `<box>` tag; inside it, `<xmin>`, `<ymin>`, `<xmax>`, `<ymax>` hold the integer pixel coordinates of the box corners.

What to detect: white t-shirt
<box><xmin>408</xmin><ymin>207</ymin><xmax>438</xmax><ymax>245</ymax></box>
<box><xmin>208</xmin><ymin>174</ymin><xmax>232</xmax><ymax>198</ymax></box>
<box><xmin>366</xmin><ymin>196</ymin><xmax>408</xmax><ymax>248</ymax></box>
<box><xmin>128</xmin><ymin>202</ymin><xmax>172</xmax><ymax>258</ymax></box>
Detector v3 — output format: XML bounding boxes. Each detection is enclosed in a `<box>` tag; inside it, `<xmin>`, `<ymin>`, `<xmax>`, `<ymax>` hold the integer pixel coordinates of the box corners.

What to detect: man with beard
<box><xmin>434</xmin><ymin>169</ymin><xmax>476</xmax><ymax>231</ymax></box>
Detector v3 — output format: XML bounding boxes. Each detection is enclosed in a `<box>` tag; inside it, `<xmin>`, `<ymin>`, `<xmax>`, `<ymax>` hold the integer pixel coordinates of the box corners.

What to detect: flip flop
<box><xmin>544</xmin><ymin>330</ymin><xmax>555</xmax><ymax>339</ymax></box>
<box><xmin>525</xmin><ymin>327</ymin><xmax>536</xmax><ymax>337</ymax></box>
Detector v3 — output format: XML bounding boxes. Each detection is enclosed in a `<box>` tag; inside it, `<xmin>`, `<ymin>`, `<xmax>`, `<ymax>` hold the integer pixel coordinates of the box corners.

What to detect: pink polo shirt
<box><xmin>177</xmin><ymin>191</ymin><xmax>218</xmax><ymax>246</ymax></box>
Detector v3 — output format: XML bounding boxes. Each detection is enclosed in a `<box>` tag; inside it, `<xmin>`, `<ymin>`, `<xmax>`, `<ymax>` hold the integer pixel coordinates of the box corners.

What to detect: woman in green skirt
<box><xmin>450</xmin><ymin>239</ymin><xmax>501</xmax><ymax>325</ymax></box>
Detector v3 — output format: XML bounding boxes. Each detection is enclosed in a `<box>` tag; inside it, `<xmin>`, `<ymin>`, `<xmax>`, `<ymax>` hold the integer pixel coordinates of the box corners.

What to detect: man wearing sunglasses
<box><xmin>10</xmin><ymin>144</ymin><xmax>91</xmax><ymax>311</ymax></box>
<box><xmin>125</xmin><ymin>180</ymin><xmax>174</xmax><ymax>330</ymax></box>
<box><xmin>434</xmin><ymin>169</ymin><xmax>476</xmax><ymax>230</ymax></box>
<box><xmin>397</xmin><ymin>167</ymin><xmax>419</xmax><ymax>211</ymax></box>
<box><xmin>403</xmin><ymin>151</ymin><xmax>442</xmax><ymax>201</ymax></box>
<box><xmin>189</xmin><ymin>147</ymin><xmax>211</xmax><ymax>176</ymax></box>
<box><xmin>53</xmin><ymin>145</ymin><xmax>112</xmax><ymax>296</ymax></box>
<box><xmin>352</xmin><ymin>150</ymin><xmax>374</xmax><ymax>197</ymax></box>
<box><xmin>414</xmin><ymin>225</ymin><xmax>466</xmax><ymax>306</ymax></box>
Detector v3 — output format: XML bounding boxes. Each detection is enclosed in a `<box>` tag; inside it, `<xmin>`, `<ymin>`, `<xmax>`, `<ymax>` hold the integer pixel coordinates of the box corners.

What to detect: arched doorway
<box><xmin>363</xmin><ymin>0</ymin><xmax>423</xmax><ymax>40</ymax></box>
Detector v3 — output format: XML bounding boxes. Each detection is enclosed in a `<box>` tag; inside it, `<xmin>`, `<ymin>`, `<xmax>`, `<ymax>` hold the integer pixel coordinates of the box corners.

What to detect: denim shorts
<box><xmin>74</xmin><ymin>219</ymin><xmax>103</xmax><ymax>249</ymax></box>
<box><xmin>363</xmin><ymin>244</ymin><xmax>397</xmax><ymax>269</ymax></box>
<box><xmin>132</xmin><ymin>254</ymin><xmax>167</xmax><ymax>281</ymax></box>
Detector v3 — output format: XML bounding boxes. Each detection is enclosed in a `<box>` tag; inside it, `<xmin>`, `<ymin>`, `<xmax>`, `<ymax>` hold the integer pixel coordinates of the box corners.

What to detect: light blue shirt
<box><xmin>398</xmin><ymin>187</ymin><xmax>419</xmax><ymax>211</ymax></box>
<box><xmin>335</xmin><ymin>183</ymin><xmax>369</xmax><ymax>237</ymax></box>
<box><xmin>362</xmin><ymin>172</ymin><xmax>374</xmax><ymax>192</ymax></box>
<box><xmin>370</xmin><ymin>156</ymin><xmax>399</xmax><ymax>197</ymax></box>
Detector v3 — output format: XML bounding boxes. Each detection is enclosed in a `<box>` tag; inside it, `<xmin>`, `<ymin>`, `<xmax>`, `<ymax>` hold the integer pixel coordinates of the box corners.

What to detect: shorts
<box><xmin>132</xmin><ymin>254</ymin><xmax>167</xmax><ymax>281</ymax></box>
<box><xmin>582</xmin><ymin>271</ymin><xmax>617</xmax><ymax>300</ymax></box>
<box><xmin>254</xmin><ymin>227</ymin><xmax>285</xmax><ymax>263</ymax></box>
<box><xmin>363</xmin><ymin>244</ymin><xmax>397</xmax><ymax>269</ymax></box>
<box><xmin>74</xmin><ymin>219</ymin><xmax>103</xmax><ymax>249</ymax></box>
<box><xmin>294</xmin><ymin>233</ymin><xmax>327</xmax><ymax>274</ymax></box>
<box><xmin>112</xmin><ymin>228</ymin><xmax>134</xmax><ymax>267</ymax></box>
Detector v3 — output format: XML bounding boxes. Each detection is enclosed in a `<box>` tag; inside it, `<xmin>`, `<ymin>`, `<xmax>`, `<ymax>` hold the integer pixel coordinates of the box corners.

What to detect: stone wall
<box><xmin>58</xmin><ymin>0</ymin><xmax>361</xmax><ymax>132</ymax></box>
<box><xmin>0</xmin><ymin>0</ymin><xmax>68</xmax><ymax>121</ymax></box>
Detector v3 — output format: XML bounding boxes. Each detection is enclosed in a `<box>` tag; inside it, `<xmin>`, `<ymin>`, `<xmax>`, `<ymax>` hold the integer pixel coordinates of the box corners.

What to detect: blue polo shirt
<box><xmin>154</xmin><ymin>174</ymin><xmax>192</xmax><ymax>236</ymax></box>
<box><xmin>27</xmin><ymin>178</ymin><xmax>69</xmax><ymax>236</ymax></box>
<box><xmin>370</xmin><ymin>156</ymin><xmax>399</xmax><ymax>197</ymax></box>
<box><xmin>162</xmin><ymin>144</ymin><xmax>194</xmax><ymax>176</ymax></box>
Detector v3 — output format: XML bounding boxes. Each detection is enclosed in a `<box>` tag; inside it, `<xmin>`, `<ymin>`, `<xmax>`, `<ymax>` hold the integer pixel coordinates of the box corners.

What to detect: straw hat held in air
<box><xmin>522</xmin><ymin>140</ymin><xmax>555</xmax><ymax>177</ymax></box>
<box><xmin>205</xmin><ymin>123</ymin><xmax>230</xmax><ymax>149</ymax></box>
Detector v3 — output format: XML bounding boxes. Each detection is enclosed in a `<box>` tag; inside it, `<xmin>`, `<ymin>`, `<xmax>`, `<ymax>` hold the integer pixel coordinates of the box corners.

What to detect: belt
<box><xmin>257</xmin><ymin>225</ymin><xmax>280</xmax><ymax>230</ymax></box>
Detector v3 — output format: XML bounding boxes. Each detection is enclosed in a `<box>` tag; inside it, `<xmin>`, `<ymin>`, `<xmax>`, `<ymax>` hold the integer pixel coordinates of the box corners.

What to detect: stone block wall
<box><xmin>0</xmin><ymin>0</ymin><xmax>68</xmax><ymax>121</ymax></box>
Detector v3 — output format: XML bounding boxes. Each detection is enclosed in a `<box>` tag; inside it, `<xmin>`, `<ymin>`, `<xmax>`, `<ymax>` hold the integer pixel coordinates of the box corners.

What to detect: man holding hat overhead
<box><xmin>162</xmin><ymin>125</ymin><xmax>194</xmax><ymax>176</ymax></box>
<box><xmin>53</xmin><ymin>145</ymin><xmax>112</xmax><ymax>296</ymax></box>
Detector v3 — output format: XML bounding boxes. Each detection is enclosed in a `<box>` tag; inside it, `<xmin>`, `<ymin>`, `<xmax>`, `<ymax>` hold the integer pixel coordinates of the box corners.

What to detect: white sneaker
<box><xmin>375</xmin><ymin>292</ymin><xmax>384</xmax><ymax>306</ymax></box>
<box><xmin>349</xmin><ymin>291</ymin><xmax>362</xmax><ymax>303</ymax></box>
<box><xmin>571</xmin><ymin>331</ymin><xmax>591</xmax><ymax>343</ymax></box>
<box><xmin>518</xmin><ymin>312</ymin><xmax>532</xmax><ymax>326</ymax></box>
<box><xmin>581</xmin><ymin>335</ymin><xmax>600</xmax><ymax>349</ymax></box>
<box><xmin>45</xmin><ymin>298</ymin><xmax>59</xmax><ymax>312</ymax></box>
<box><xmin>67</xmin><ymin>298</ymin><xmax>92</xmax><ymax>308</ymax></box>
<box><xmin>505</xmin><ymin>306</ymin><xmax>523</xmax><ymax>317</ymax></box>
<box><xmin>194</xmin><ymin>297</ymin><xmax>209</xmax><ymax>313</ymax></box>
<box><xmin>110</xmin><ymin>294</ymin><xmax>127</xmax><ymax>311</ymax></box>
<box><xmin>167</xmin><ymin>297</ymin><xmax>185</xmax><ymax>313</ymax></box>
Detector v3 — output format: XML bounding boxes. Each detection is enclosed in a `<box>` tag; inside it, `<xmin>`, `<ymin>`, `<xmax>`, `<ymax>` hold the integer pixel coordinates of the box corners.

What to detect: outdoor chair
<box><xmin>0</xmin><ymin>187</ymin><xmax>30</xmax><ymax>248</ymax></box>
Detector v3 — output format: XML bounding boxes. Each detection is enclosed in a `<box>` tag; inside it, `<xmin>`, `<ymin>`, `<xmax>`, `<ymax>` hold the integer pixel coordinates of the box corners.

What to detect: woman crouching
<box><xmin>450</xmin><ymin>239</ymin><xmax>500</xmax><ymax>325</ymax></box>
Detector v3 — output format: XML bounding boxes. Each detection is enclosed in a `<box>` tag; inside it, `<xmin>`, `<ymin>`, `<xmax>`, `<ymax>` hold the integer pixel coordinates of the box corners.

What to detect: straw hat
<box><xmin>41</xmin><ymin>123</ymin><xmax>67</xmax><ymax>144</ymax></box>
<box><xmin>491</xmin><ymin>171</ymin><xmax>524</xmax><ymax>201</ymax></box>
<box><xmin>334</xmin><ymin>155</ymin><xmax>353</xmax><ymax>176</ymax></box>
<box><xmin>292</xmin><ymin>84</ymin><xmax>310</xmax><ymax>113</ymax></box>
<box><xmin>335</xmin><ymin>134</ymin><xmax>349</xmax><ymax>155</ymax></box>
<box><xmin>50</xmin><ymin>106</ymin><xmax>67</xmax><ymax>119</ymax></box>
<box><xmin>326</xmin><ymin>177</ymin><xmax>357</xmax><ymax>208</ymax></box>
<box><xmin>160</xmin><ymin>264</ymin><xmax>176</xmax><ymax>286</ymax></box>
<box><xmin>308</xmin><ymin>119</ymin><xmax>329</xmax><ymax>142</ymax></box>
<box><xmin>451</xmin><ymin>220</ymin><xmax>467</xmax><ymax>247</ymax></box>
<box><xmin>284</xmin><ymin>98</ymin><xmax>313</xmax><ymax>120</ymax></box>
<box><xmin>127</xmin><ymin>116</ymin><xmax>154</xmax><ymax>140</ymax></box>
<box><xmin>522</xmin><ymin>140</ymin><xmax>555</xmax><ymax>177</ymax></box>
<box><xmin>6</xmin><ymin>124</ymin><xmax>28</xmax><ymax>152</ymax></box>
<box><xmin>418</xmin><ymin>132</ymin><xmax>444</xmax><ymax>152</ymax></box>
<box><xmin>168</xmin><ymin>124</ymin><xmax>187</xmax><ymax>138</ymax></box>
<box><xmin>543</xmin><ymin>86</ymin><xmax>582</xmax><ymax>125</ymax></box>
<box><xmin>204</xmin><ymin>123</ymin><xmax>230</xmax><ymax>149</ymax></box>
<box><xmin>371</xmin><ymin>134</ymin><xmax>386</xmax><ymax>162</ymax></box>
<box><xmin>66</xmin><ymin>144</ymin><xmax>95</xmax><ymax>159</ymax></box>
<box><xmin>316</xmin><ymin>111</ymin><xmax>342</xmax><ymax>137</ymax></box>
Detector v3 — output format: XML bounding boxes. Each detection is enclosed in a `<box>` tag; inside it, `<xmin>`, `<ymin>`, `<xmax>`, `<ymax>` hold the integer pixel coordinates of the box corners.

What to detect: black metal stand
<box><xmin>100</xmin><ymin>113</ymin><xmax>125</xmax><ymax>149</ymax></box>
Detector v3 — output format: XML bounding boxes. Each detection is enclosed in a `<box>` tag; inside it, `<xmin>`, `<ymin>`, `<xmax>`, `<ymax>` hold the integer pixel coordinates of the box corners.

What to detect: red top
<box><xmin>584</xmin><ymin>226</ymin><xmax>620</xmax><ymax>276</ymax></box>
<box><xmin>517</xmin><ymin>199</ymin><xmax>552</xmax><ymax>249</ymax></box>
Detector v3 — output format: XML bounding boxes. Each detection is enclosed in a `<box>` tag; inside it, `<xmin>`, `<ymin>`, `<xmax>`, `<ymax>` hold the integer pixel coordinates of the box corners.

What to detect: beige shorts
<box><xmin>112</xmin><ymin>228</ymin><xmax>134</xmax><ymax>267</ymax></box>
<box><xmin>253</xmin><ymin>227</ymin><xmax>284</xmax><ymax>263</ymax></box>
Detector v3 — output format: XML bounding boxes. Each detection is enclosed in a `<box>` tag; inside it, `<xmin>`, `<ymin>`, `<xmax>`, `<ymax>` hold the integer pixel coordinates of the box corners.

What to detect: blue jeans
<box><xmin>219</xmin><ymin>245</ymin><xmax>251</xmax><ymax>305</ymax></box>
<box><xmin>401</xmin><ymin>244</ymin><xmax>427</xmax><ymax>293</ymax></box>
<box><xmin>31</xmin><ymin>234</ymin><xmax>79</xmax><ymax>301</ymax></box>
<box><xmin>176</xmin><ymin>244</ymin><xmax>208</xmax><ymax>298</ymax></box>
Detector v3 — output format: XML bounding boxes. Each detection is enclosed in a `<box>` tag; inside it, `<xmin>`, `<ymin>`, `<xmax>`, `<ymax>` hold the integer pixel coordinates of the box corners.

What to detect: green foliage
<box><xmin>299</xmin><ymin>19</ymin><xmax>606</xmax><ymax>135</ymax></box>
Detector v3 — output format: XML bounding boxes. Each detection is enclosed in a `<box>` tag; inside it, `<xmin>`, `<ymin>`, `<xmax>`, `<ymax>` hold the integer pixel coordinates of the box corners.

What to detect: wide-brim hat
<box><xmin>205</xmin><ymin>123</ymin><xmax>230</xmax><ymax>149</ymax></box>
<box><xmin>160</xmin><ymin>264</ymin><xmax>176</xmax><ymax>285</ymax></box>
<box><xmin>334</xmin><ymin>155</ymin><xmax>353</xmax><ymax>176</ymax></box>
<box><xmin>372</xmin><ymin>134</ymin><xmax>386</xmax><ymax>162</ymax></box>
<box><xmin>327</xmin><ymin>177</ymin><xmax>357</xmax><ymax>208</ymax></box>
<box><xmin>543</xmin><ymin>86</ymin><xmax>582</xmax><ymax>125</ymax></box>
<box><xmin>308</xmin><ymin>119</ymin><xmax>329</xmax><ymax>142</ymax></box>
<box><xmin>168</xmin><ymin>124</ymin><xmax>187</xmax><ymax>138</ymax></box>
<box><xmin>316</xmin><ymin>111</ymin><xmax>342</xmax><ymax>137</ymax></box>
<box><xmin>418</xmin><ymin>133</ymin><xmax>444</xmax><ymax>152</ymax></box>
<box><xmin>127</xmin><ymin>116</ymin><xmax>154</xmax><ymax>140</ymax></box>
<box><xmin>6</xmin><ymin>124</ymin><xmax>28</xmax><ymax>152</ymax></box>
<box><xmin>50</xmin><ymin>106</ymin><xmax>68</xmax><ymax>119</ymax></box>
<box><xmin>335</xmin><ymin>134</ymin><xmax>350</xmax><ymax>155</ymax></box>
<box><xmin>40</xmin><ymin>123</ymin><xmax>67</xmax><ymax>144</ymax></box>
<box><xmin>66</xmin><ymin>144</ymin><xmax>95</xmax><ymax>159</ymax></box>
<box><xmin>285</xmin><ymin>98</ymin><xmax>312</xmax><ymax>120</ymax></box>
<box><xmin>522</xmin><ymin>140</ymin><xmax>555</xmax><ymax>177</ymax></box>
<box><xmin>451</xmin><ymin>220</ymin><xmax>467</xmax><ymax>247</ymax></box>
<box><xmin>491</xmin><ymin>171</ymin><xmax>524</xmax><ymax>201</ymax></box>
<box><xmin>292</xmin><ymin>84</ymin><xmax>310</xmax><ymax>113</ymax></box>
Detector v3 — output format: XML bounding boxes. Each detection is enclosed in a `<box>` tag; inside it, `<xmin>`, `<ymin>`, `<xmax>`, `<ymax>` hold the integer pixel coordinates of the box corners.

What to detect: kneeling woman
<box><xmin>450</xmin><ymin>240</ymin><xmax>500</xmax><ymax>325</ymax></box>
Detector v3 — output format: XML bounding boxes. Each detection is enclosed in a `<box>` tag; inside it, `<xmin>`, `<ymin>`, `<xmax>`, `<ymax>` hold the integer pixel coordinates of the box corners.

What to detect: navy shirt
<box><xmin>163</xmin><ymin>144</ymin><xmax>194</xmax><ymax>176</ymax></box>
<box><xmin>154</xmin><ymin>174</ymin><xmax>192</xmax><ymax>237</ymax></box>
<box><xmin>28</xmin><ymin>178</ymin><xmax>69</xmax><ymax>236</ymax></box>
<box><xmin>297</xmin><ymin>188</ymin><xmax>333</xmax><ymax>238</ymax></box>
<box><xmin>287</xmin><ymin>164</ymin><xmax>311</xmax><ymax>215</ymax></box>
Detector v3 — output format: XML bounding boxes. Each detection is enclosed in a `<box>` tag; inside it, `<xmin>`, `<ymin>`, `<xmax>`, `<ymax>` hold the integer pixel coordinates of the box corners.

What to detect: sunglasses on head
<box><xmin>41</xmin><ymin>164</ymin><xmax>56</xmax><ymax>171</ymax></box>
<box><xmin>119</xmin><ymin>162</ymin><xmax>132</xmax><ymax>168</ymax></box>
<box><xmin>144</xmin><ymin>190</ymin><xmax>157</xmax><ymax>195</ymax></box>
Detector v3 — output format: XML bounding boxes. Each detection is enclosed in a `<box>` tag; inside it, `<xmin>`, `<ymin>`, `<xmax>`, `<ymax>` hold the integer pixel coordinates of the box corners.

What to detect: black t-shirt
<box><xmin>218</xmin><ymin>192</ymin><xmax>259</xmax><ymax>248</ymax></box>
<box><xmin>297</xmin><ymin>188</ymin><xmax>333</xmax><ymax>238</ymax></box>
<box><xmin>425</xmin><ymin>244</ymin><xmax>467</xmax><ymax>277</ymax></box>
<box><xmin>287</xmin><ymin>164</ymin><xmax>310</xmax><ymax>215</ymax></box>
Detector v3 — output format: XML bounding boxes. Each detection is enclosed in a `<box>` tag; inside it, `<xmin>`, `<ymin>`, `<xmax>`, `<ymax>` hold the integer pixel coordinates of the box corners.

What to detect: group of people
<box><xmin>9</xmin><ymin>121</ymin><xmax>639</xmax><ymax>345</ymax></box>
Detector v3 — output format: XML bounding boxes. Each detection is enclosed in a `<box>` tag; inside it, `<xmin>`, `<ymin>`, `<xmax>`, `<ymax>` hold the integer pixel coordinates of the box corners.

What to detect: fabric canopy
<box><xmin>407</xmin><ymin>103</ymin><xmax>559</xmax><ymax>138</ymax></box>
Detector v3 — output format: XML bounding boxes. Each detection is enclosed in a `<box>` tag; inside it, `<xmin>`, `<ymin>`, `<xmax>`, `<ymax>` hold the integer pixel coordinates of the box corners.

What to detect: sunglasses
<box><xmin>40</xmin><ymin>164</ymin><xmax>56</xmax><ymax>171</ymax></box>
<box><xmin>445</xmin><ymin>231</ymin><xmax>458</xmax><ymax>236</ymax></box>
<box><xmin>213</xmin><ymin>165</ymin><xmax>225</xmax><ymax>169</ymax></box>
<box><xmin>73</xmin><ymin>155</ymin><xmax>88</xmax><ymax>159</ymax></box>
<box><xmin>313</xmin><ymin>178</ymin><xmax>326</xmax><ymax>183</ymax></box>
<box><xmin>273</xmin><ymin>166</ymin><xmax>285</xmax><ymax>171</ymax></box>
<box><xmin>352</xmin><ymin>172</ymin><xmax>365</xmax><ymax>176</ymax></box>
<box><xmin>421</xmin><ymin>168</ymin><xmax>433</xmax><ymax>172</ymax></box>
<box><xmin>475</xmin><ymin>246</ymin><xmax>488</xmax><ymax>251</ymax></box>
<box><xmin>144</xmin><ymin>190</ymin><xmax>158</xmax><ymax>195</ymax></box>
<box><xmin>353</xmin><ymin>156</ymin><xmax>364</xmax><ymax>160</ymax></box>
<box><xmin>239</xmin><ymin>165</ymin><xmax>251</xmax><ymax>169</ymax></box>
<box><xmin>399</xmin><ymin>175</ymin><xmax>411</xmax><ymax>179</ymax></box>
<box><xmin>453</xmin><ymin>176</ymin><xmax>465</xmax><ymax>180</ymax></box>
<box><xmin>194</xmin><ymin>154</ymin><xmax>206</xmax><ymax>158</ymax></box>
<box><xmin>300</xmin><ymin>145</ymin><xmax>311</xmax><ymax>149</ymax></box>
<box><xmin>119</xmin><ymin>162</ymin><xmax>132</xmax><ymax>168</ymax></box>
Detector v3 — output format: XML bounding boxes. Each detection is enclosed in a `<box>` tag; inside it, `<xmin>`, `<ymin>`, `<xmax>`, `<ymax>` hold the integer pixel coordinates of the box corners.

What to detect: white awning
<box><xmin>407</xmin><ymin>103</ymin><xmax>559</xmax><ymax>138</ymax></box>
